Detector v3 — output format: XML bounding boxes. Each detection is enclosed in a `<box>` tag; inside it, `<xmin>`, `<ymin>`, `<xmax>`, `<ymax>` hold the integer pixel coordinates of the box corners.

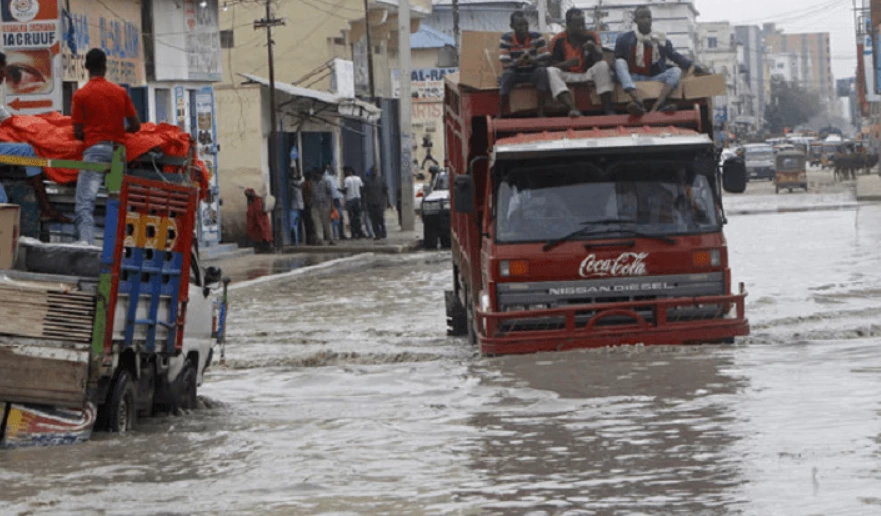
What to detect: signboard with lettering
<box><xmin>1</xmin><ymin>0</ymin><xmax>63</xmax><ymax>113</ymax></box>
<box><xmin>62</xmin><ymin>0</ymin><xmax>145</xmax><ymax>86</ymax></box>
<box><xmin>391</xmin><ymin>67</ymin><xmax>457</xmax><ymax>100</ymax></box>
<box><xmin>195</xmin><ymin>87</ymin><xmax>220</xmax><ymax>246</ymax></box>
<box><xmin>152</xmin><ymin>0</ymin><xmax>222</xmax><ymax>82</ymax></box>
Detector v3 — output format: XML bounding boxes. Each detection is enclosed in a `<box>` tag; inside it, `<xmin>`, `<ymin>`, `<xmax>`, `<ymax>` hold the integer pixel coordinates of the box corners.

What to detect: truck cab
<box><xmin>443</xmin><ymin>73</ymin><xmax>749</xmax><ymax>355</ymax></box>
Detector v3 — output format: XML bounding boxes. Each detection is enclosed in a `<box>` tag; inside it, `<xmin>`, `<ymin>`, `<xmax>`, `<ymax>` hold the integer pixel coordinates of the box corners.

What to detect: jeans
<box><xmin>332</xmin><ymin>198</ymin><xmax>345</xmax><ymax>238</ymax></box>
<box><xmin>75</xmin><ymin>143</ymin><xmax>118</xmax><ymax>245</ymax></box>
<box><xmin>289</xmin><ymin>209</ymin><xmax>302</xmax><ymax>244</ymax></box>
<box><xmin>346</xmin><ymin>198</ymin><xmax>363</xmax><ymax>238</ymax></box>
<box><xmin>615</xmin><ymin>59</ymin><xmax>682</xmax><ymax>91</ymax></box>
<box><xmin>499</xmin><ymin>67</ymin><xmax>549</xmax><ymax>95</ymax></box>
<box><xmin>368</xmin><ymin>204</ymin><xmax>386</xmax><ymax>239</ymax></box>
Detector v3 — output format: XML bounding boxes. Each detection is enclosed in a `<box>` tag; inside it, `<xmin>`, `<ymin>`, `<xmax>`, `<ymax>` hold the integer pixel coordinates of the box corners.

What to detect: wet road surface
<box><xmin>3</xmin><ymin>187</ymin><xmax>881</xmax><ymax>515</ymax></box>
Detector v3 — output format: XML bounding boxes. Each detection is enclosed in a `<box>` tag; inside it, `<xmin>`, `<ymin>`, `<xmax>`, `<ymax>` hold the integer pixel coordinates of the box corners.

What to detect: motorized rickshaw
<box><xmin>775</xmin><ymin>150</ymin><xmax>808</xmax><ymax>193</ymax></box>
<box><xmin>809</xmin><ymin>142</ymin><xmax>823</xmax><ymax>167</ymax></box>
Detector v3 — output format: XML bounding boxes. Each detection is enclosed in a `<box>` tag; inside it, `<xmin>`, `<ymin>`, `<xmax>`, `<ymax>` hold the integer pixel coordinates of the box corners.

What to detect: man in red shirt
<box><xmin>546</xmin><ymin>8</ymin><xmax>615</xmax><ymax>117</ymax></box>
<box><xmin>71</xmin><ymin>48</ymin><xmax>141</xmax><ymax>245</ymax></box>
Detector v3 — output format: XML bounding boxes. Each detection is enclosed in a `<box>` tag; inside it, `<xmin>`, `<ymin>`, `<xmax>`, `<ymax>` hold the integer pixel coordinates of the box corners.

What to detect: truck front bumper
<box><xmin>476</xmin><ymin>287</ymin><xmax>749</xmax><ymax>355</ymax></box>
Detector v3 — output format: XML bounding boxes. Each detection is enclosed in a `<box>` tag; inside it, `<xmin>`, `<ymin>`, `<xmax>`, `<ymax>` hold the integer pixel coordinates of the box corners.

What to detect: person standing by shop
<box><xmin>362</xmin><ymin>167</ymin><xmax>388</xmax><ymax>240</ymax></box>
<box><xmin>71</xmin><ymin>48</ymin><xmax>141</xmax><ymax>245</ymax></box>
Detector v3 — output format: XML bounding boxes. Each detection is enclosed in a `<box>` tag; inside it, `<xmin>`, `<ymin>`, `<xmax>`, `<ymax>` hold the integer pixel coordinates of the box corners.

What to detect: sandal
<box><xmin>626</xmin><ymin>101</ymin><xmax>646</xmax><ymax>117</ymax></box>
<box><xmin>657</xmin><ymin>103</ymin><xmax>677</xmax><ymax>113</ymax></box>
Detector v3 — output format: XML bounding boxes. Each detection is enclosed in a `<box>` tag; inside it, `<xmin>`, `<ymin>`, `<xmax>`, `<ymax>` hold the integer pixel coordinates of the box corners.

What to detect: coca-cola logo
<box><xmin>579</xmin><ymin>252</ymin><xmax>649</xmax><ymax>278</ymax></box>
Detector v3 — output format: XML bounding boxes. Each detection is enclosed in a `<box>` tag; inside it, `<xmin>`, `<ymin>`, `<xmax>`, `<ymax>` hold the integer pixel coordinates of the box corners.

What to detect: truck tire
<box><xmin>445</xmin><ymin>289</ymin><xmax>467</xmax><ymax>336</ymax></box>
<box><xmin>424</xmin><ymin>224</ymin><xmax>438</xmax><ymax>250</ymax></box>
<box><xmin>178</xmin><ymin>359</ymin><xmax>198</xmax><ymax>410</ymax></box>
<box><xmin>107</xmin><ymin>370</ymin><xmax>136</xmax><ymax>433</ymax></box>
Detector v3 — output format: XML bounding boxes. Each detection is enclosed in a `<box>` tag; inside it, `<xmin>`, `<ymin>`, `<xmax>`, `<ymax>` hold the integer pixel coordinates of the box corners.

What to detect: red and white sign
<box><xmin>1</xmin><ymin>0</ymin><xmax>62</xmax><ymax>114</ymax></box>
<box><xmin>579</xmin><ymin>252</ymin><xmax>649</xmax><ymax>278</ymax></box>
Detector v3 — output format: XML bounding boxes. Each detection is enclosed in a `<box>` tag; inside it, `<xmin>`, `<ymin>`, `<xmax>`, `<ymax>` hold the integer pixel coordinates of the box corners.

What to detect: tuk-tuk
<box><xmin>775</xmin><ymin>150</ymin><xmax>808</xmax><ymax>193</ymax></box>
<box><xmin>809</xmin><ymin>142</ymin><xmax>823</xmax><ymax>167</ymax></box>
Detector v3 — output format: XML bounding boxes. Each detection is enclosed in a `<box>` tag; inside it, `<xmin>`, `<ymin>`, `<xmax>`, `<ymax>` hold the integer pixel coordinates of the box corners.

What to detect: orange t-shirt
<box><xmin>71</xmin><ymin>77</ymin><xmax>137</xmax><ymax>149</ymax></box>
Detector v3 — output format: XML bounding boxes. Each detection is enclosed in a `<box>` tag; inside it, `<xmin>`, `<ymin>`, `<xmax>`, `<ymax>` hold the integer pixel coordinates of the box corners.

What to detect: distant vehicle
<box><xmin>743</xmin><ymin>143</ymin><xmax>776</xmax><ymax>181</ymax></box>
<box><xmin>775</xmin><ymin>150</ymin><xmax>808</xmax><ymax>193</ymax></box>
<box><xmin>421</xmin><ymin>170</ymin><xmax>450</xmax><ymax>249</ymax></box>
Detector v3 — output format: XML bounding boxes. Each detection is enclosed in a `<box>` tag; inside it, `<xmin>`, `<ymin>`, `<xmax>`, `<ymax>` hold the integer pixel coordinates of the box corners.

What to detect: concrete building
<box><xmin>767</xmin><ymin>52</ymin><xmax>809</xmax><ymax>87</ymax></box>
<box><xmin>60</xmin><ymin>0</ymin><xmax>224</xmax><ymax>249</ymax></box>
<box><xmin>215</xmin><ymin>0</ymin><xmax>432</xmax><ymax>245</ymax></box>
<box><xmin>426</xmin><ymin>0</ymin><xmax>542</xmax><ymax>41</ymax></box>
<box><xmin>734</xmin><ymin>25</ymin><xmax>765</xmax><ymax>134</ymax></box>
<box><xmin>697</xmin><ymin>21</ymin><xmax>739</xmax><ymax>145</ymax></box>
<box><xmin>763</xmin><ymin>25</ymin><xmax>833</xmax><ymax>103</ymax></box>
<box><xmin>566</xmin><ymin>0</ymin><xmax>700</xmax><ymax>59</ymax></box>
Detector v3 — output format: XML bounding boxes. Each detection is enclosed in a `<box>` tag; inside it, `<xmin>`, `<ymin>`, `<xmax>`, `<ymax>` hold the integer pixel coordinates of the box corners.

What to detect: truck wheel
<box><xmin>445</xmin><ymin>289</ymin><xmax>467</xmax><ymax>336</ymax></box>
<box><xmin>423</xmin><ymin>225</ymin><xmax>437</xmax><ymax>250</ymax></box>
<box><xmin>178</xmin><ymin>359</ymin><xmax>198</xmax><ymax>411</ymax></box>
<box><xmin>107</xmin><ymin>370</ymin><xmax>136</xmax><ymax>433</ymax></box>
<box><xmin>465</xmin><ymin>291</ymin><xmax>478</xmax><ymax>346</ymax></box>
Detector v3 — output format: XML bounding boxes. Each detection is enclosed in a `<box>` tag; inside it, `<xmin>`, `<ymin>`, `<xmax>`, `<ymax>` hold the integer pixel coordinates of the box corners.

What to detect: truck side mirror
<box><xmin>453</xmin><ymin>175</ymin><xmax>474</xmax><ymax>213</ymax></box>
<box><xmin>722</xmin><ymin>157</ymin><xmax>747</xmax><ymax>194</ymax></box>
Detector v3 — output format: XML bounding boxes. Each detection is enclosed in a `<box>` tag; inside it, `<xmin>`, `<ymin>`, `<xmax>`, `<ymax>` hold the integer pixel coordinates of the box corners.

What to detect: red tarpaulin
<box><xmin>0</xmin><ymin>112</ymin><xmax>209</xmax><ymax>199</ymax></box>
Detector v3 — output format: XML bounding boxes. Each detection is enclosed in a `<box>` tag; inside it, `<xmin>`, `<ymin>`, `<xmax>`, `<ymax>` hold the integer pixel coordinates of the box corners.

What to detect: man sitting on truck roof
<box><xmin>498</xmin><ymin>11</ymin><xmax>551</xmax><ymax>116</ymax></box>
<box><xmin>614</xmin><ymin>5</ymin><xmax>707</xmax><ymax>115</ymax></box>
<box><xmin>547</xmin><ymin>8</ymin><xmax>615</xmax><ymax>117</ymax></box>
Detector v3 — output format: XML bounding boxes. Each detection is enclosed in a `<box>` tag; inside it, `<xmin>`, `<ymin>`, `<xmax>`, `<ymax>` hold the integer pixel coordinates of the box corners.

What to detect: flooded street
<box><xmin>3</xmin><ymin>183</ymin><xmax>881</xmax><ymax>515</ymax></box>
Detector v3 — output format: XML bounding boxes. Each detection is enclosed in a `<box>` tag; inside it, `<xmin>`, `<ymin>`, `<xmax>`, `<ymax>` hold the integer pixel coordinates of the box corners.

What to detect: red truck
<box><xmin>443</xmin><ymin>74</ymin><xmax>750</xmax><ymax>355</ymax></box>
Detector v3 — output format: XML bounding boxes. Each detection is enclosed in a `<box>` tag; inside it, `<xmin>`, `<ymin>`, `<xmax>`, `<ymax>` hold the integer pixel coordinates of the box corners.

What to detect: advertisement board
<box><xmin>62</xmin><ymin>0</ymin><xmax>145</xmax><ymax>86</ymax></box>
<box><xmin>1</xmin><ymin>0</ymin><xmax>63</xmax><ymax>113</ymax></box>
<box><xmin>391</xmin><ymin>67</ymin><xmax>457</xmax><ymax>100</ymax></box>
<box><xmin>195</xmin><ymin>87</ymin><xmax>219</xmax><ymax>246</ymax></box>
<box><xmin>152</xmin><ymin>0</ymin><xmax>222</xmax><ymax>82</ymax></box>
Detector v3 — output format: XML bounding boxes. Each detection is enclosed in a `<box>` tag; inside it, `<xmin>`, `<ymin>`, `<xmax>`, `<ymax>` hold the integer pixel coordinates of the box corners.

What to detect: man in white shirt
<box><xmin>341</xmin><ymin>166</ymin><xmax>365</xmax><ymax>238</ymax></box>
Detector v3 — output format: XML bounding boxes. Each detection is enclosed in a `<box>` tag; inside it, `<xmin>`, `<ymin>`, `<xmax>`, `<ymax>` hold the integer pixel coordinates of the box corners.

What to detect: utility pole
<box><xmin>362</xmin><ymin>0</ymin><xmax>375</xmax><ymax>98</ymax></box>
<box><xmin>398</xmin><ymin>0</ymin><xmax>414</xmax><ymax>230</ymax></box>
<box><xmin>254</xmin><ymin>1</ymin><xmax>286</xmax><ymax>250</ymax></box>
<box><xmin>592</xmin><ymin>0</ymin><xmax>608</xmax><ymax>32</ymax></box>
<box><xmin>452</xmin><ymin>0</ymin><xmax>460</xmax><ymax>53</ymax></box>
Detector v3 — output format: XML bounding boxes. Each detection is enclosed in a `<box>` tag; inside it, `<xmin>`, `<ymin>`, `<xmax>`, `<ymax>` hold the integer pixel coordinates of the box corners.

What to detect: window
<box><xmin>707</xmin><ymin>37</ymin><xmax>718</xmax><ymax>49</ymax></box>
<box><xmin>220</xmin><ymin>29</ymin><xmax>234</xmax><ymax>49</ymax></box>
<box><xmin>154</xmin><ymin>88</ymin><xmax>172</xmax><ymax>125</ymax></box>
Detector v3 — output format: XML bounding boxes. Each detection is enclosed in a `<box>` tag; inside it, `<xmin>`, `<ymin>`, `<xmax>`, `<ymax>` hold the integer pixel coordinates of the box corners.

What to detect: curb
<box><xmin>727</xmin><ymin>204</ymin><xmax>859</xmax><ymax>216</ymax></box>
<box><xmin>228</xmin><ymin>253</ymin><xmax>375</xmax><ymax>291</ymax></box>
<box><xmin>282</xmin><ymin>240</ymin><xmax>422</xmax><ymax>254</ymax></box>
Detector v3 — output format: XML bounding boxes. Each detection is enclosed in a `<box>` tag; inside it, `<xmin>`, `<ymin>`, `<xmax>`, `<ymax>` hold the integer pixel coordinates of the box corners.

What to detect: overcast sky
<box><xmin>695</xmin><ymin>0</ymin><xmax>858</xmax><ymax>81</ymax></box>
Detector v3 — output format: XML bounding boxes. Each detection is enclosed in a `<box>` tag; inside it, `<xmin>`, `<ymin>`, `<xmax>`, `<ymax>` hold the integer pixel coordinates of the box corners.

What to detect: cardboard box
<box><xmin>614</xmin><ymin>80</ymin><xmax>682</xmax><ymax>102</ymax></box>
<box><xmin>0</xmin><ymin>204</ymin><xmax>20</xmax><ymax>270</ymax></box>
<box><xmin>460</xmin><ymin>31</ymin><xmax>503</xmax><ymax>90</ymax></box>
<box><xmin>681</xmin><ymin>74</ymin><xmax>727</xmax><ymax>99</ymax></box>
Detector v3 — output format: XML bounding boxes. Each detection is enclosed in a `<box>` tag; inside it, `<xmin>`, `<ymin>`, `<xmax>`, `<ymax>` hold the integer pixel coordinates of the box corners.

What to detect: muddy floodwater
<box><xmin>3</xmin><ymin>187</ymin><xmax>881</xmax><ymax>515</ymax></box>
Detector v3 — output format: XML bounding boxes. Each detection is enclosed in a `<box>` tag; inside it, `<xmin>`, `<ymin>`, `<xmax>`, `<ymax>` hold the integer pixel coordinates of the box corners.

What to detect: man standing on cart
<box><xmin>72</xmin><ymin>48</ymin><xmax>141</xmax><ymax>245</ymax></box>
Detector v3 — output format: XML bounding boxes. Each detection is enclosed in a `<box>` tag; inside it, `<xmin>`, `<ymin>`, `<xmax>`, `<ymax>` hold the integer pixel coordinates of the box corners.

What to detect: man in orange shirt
<box><xmin>546</xmin><ymin>8</ymin><xmax>615</xmax><ymax>117</ymax></box>
<box><xmin>71</xmin><ymin>48</ymin><xmax>141</xmax><ymax>245</ymax></box>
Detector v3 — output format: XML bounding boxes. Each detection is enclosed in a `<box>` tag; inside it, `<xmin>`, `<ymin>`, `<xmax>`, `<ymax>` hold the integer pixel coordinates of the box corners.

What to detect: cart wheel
<box><xmin>107</xmin><ymin>370</ymin><xmax>136</xmax><ymax>433</ymax></box>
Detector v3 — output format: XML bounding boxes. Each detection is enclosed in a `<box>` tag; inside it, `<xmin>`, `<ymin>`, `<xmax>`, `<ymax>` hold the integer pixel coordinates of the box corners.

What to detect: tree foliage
<box><xmin>764</xmin><ymin>77</ymin><xmax>823</xmax><ymax>135</ymax></box>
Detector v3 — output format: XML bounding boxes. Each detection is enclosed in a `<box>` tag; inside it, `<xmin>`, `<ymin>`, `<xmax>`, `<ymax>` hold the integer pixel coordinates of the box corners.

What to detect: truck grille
<box><xmin>495</xmin><ymin>273</ymin><xmax>726</xmax><ymax>331</ymax></box>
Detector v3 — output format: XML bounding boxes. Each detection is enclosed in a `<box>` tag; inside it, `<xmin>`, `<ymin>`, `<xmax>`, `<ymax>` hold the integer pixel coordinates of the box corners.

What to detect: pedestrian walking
<box><xmin>289</xmin><ymin>165</ymin><xmax>305</xmax><ymax>245</ymax></box>
<box><xmin>363</xmin><ymin>166</ymin><xmax>388</xmax><ymax>240</ymax></box>
<box><xmin>310</xmin><ymin>168</ymin><xmax>334</xmax><ymax>245</ymax></box>
<box><xmin>324</xmin><ymin>164</ymin><xmax>347</xmax><ymax>241</ymax></box>
<box><xmin>341</xmin><ymin>166</ymin><xmax>364</xmax><ymax>238</ymax></box>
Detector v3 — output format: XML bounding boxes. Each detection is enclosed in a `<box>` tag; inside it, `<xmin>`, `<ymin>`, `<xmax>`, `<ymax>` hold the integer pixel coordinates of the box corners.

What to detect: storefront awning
<box><xmin>238</xmin><ymin>73</ymin><xmax>381</xmax><ymax>123</ymax></box>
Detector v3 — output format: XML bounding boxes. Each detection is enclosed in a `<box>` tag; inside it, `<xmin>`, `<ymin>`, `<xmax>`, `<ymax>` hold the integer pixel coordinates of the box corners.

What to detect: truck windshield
<box><xmin>495</xmin><ymin>159</ymin><xmax>720</xmax><ymax>244</ymax></box>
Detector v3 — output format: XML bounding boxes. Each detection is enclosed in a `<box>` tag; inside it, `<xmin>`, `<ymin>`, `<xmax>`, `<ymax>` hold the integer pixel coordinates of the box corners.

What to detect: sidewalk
<box><xmin>283</xmin><ymin>208</ymin><xmax>423</xmax><ymax>254</ymax></box>
<box><xmin>205</xmin><ymin>209</ymin><xmax>425</xmax><ymax>283</ymax></box>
